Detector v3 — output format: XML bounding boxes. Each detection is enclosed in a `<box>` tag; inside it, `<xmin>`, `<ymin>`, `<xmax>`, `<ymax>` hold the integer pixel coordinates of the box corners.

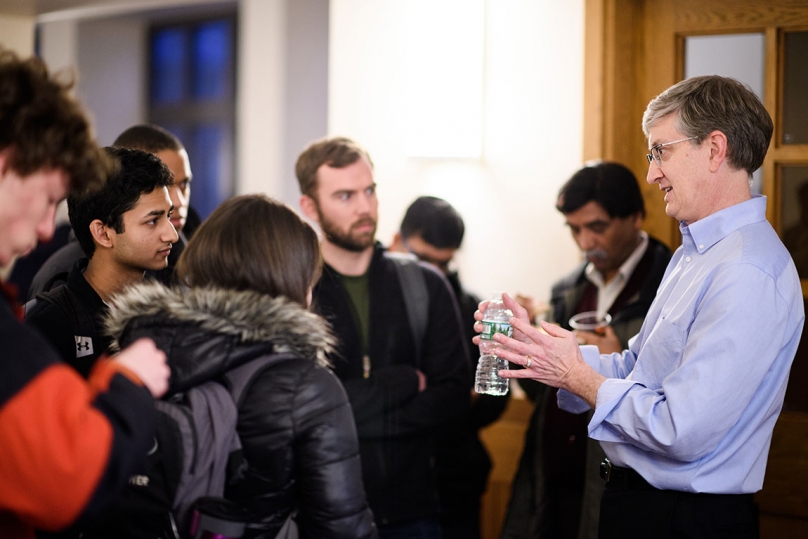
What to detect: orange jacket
<box><xmin>0</xmin><ymin>285</ymin><xmax>155</xmax><ymax>538</ymax></box>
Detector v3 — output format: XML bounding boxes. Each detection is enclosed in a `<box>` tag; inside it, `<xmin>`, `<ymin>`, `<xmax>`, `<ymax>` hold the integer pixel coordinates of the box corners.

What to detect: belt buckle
<box><xmin>600</xmin><ymin>458</ymin><xmax>612</xmax><ymax>483</ymax></box>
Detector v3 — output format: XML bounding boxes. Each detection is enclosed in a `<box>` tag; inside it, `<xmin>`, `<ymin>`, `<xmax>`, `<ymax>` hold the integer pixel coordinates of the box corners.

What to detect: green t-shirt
<box><xmin>338</xmin><ymin>271</ymin><xmax>370</xmax><ymax>356</ymax></box>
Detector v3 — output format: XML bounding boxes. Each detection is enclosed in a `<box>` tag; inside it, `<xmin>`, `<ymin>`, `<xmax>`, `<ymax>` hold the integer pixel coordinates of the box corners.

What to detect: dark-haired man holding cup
<box><xmin>502</xmin><ymin>161</ymin><xmax>672</xmax><ymax>539</ymax></box>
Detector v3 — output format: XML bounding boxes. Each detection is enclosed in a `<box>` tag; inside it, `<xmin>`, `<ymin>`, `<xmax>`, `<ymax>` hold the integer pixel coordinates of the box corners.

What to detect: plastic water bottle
<box><xmin>474</xmin><ymin>293</ymin><xmax>513</xmax><ymax>396</ymax></box>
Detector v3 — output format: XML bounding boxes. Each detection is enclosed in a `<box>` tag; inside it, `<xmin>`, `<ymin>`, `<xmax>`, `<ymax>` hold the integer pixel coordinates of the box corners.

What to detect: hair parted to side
<box><xmin>0</xmin><ymin>48</ymin><xmax>113</xmax><ymax>192</ymax></box>
<box><xmin>68</xmin><ymin>147</ymin><xmax>174</xmax><ymax>258</ymax></box>
<box><xmin>113</xmin><ymin>124</ymin><xmax>184</xmax><ymax>153</ymax></box>
<box><xmin>556</xmin><ymin>161</ymin><xmax>646</xmax><ymax>219</ymax></box>
<box><xmin>295</xmin><ymin>136</ymin><xmax>373</xmax><ymax>197</ymax></box>
<box><xmin>642</xmin><ymin>75</ymin><xmax>773</xmax><ymax>175</ymax></box>
<box><xmin>176</xmin><ymin>194</ymin><xmax>321</xmax><ymax>307</ymax></box>
<box><xmin>400</xmin><ymin>196</ymin><xmax>465</xmax><ymax>249</ymax></box>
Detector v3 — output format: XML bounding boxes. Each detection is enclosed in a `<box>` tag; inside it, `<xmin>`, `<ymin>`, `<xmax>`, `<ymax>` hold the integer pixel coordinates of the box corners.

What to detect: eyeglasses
<box><xmin>401</xmin><ymin>236</ymin><xmax>454</xmax><ymax>274</ymax></box>
<box><xmin>646</xmin><ymin>137</ymin><xmax>697</xmax><ymax>166</ymax></box>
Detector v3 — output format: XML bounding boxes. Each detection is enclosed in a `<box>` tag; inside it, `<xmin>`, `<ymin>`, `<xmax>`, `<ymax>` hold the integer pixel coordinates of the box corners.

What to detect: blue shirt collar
<box><xmin>680</xmin><ymin>195</ymin><xmax>769</xmax><ymax>254</ymax></box>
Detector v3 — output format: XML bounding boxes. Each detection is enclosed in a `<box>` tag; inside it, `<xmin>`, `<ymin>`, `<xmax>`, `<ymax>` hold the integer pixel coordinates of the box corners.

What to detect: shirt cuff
<box><xmin>556</xmin><ymin>344</ymin><xmax>600</xmax><ymax>414</ymax></box>
<box><xmin>589</xmin><ymin>377</ymin><xmax>642</xmax><ymax>442</ymax></box>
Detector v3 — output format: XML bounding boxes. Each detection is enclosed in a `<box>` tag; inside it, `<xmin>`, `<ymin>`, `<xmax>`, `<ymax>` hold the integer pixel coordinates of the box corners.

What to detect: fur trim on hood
<box><xmin>104</xmin><ymin>281</ymin><xmax>334</xmax><ymax>367</ymax></box>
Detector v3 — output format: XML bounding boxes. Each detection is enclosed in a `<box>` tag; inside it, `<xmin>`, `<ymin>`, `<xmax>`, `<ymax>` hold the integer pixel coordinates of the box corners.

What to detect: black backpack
<box><xmin>83</xmin><ymin>352</ymin><xmax>299</xmax><ymax>539</ymax></box>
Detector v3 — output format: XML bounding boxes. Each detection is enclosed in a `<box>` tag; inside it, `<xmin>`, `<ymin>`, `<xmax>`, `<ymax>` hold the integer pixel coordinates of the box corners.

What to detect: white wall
<box><xmin>77</xmin><ymin>17</ymin><xmax>146</xmax><ymax>144</ymax></box>
<box><xmin>238</xmin><ymin>0</ymin><xmax>329</xmax><ymax>206</ymax></box>
<box><xmin>329</xmin><ymin>0</ymin><xmax>585</xmax><ymax>301</ymax></box>
<box><xmin>33</xmin><ymin>0</ymin><xmax>586</xmax><ymax>304</ymax></box>
<box><xmin>38</xmin><ymin>16</ymin><xmax>146</xmax><ymax>146</ymax></box>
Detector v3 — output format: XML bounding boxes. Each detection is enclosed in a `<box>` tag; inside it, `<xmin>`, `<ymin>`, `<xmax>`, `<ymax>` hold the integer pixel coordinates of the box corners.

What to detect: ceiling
<box><xmin>0</xmin><ymin>0</ymin><xmax>234</xmax><ymax>20</ymax></box>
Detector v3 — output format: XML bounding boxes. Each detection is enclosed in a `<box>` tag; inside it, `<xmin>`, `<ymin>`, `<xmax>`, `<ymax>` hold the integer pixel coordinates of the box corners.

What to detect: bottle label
<box><xmin>481</xmin><ymin>320</ymin><xmax>513</xmax><ymax>340</ymax></box>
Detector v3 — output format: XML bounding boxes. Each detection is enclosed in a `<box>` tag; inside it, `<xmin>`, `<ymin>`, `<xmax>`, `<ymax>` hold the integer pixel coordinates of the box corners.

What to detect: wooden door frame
<box><xmin>584</xmin><ymin>0</ymin><xmax>676</xmax><ymax>247</ymax></box>
<box><xmin>584</xmin><ymin>0</ymin><xmax>808</xmax><ymax>249</ymax></box>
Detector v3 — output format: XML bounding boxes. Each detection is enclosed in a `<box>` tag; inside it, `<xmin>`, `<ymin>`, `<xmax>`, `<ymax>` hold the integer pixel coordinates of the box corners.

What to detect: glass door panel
<box><xmin>780</xmin><ymin>164</ymin><xmax>808</xmax><ymax>279</ymax></box>
<box><xmin>782</xmin><ymin>31</ymin><xmax>808</xmax><ymax>145</ymax></box>
<box><xmin>684</xmin><ymin>33</ymin><xmax>765</xmax><ymax>194</ymax></box>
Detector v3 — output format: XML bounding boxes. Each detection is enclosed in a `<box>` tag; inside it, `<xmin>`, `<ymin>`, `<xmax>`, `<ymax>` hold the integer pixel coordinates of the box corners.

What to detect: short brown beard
<box><xmin>315</xmin><ymin>204</ymin><xmax>376</xmax><ymax>252</ymax></box>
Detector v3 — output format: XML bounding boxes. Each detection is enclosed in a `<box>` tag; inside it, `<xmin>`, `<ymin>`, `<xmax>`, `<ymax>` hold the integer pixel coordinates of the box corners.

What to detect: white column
<box><xmin>236</xmin><ymin>0</ymin><xmax>288</xmax><ymax>199</ymax></box>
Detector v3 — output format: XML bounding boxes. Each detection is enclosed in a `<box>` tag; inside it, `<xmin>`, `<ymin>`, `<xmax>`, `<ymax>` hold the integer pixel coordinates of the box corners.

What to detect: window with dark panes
<box><xmin>149</xmin><ymin>15</ymin><xmax>236</xmax><ymax>220</ymax></box>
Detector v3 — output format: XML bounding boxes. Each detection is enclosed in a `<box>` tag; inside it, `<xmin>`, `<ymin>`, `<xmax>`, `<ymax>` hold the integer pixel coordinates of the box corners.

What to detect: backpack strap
<box><xmin>384</xmin><ymin>252</ymin><xmax>430</xmax><ymax>369</ymax></box>
<box><xmin>41</xmin><ymin>270</ymin><xmax>70</xmax><ymax>294</ymax></box>
<box><xmin>162</xmin><ymin>382</ymin><xmax>242</xmax><ymax>532</ymax></box>
<box><xmin>225</xmin><ymin>352</ymin><xmax>299</xmax><ymax>408</ymax></box>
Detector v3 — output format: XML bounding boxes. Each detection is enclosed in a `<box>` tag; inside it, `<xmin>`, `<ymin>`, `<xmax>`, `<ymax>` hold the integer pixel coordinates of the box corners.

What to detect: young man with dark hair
<box><xmin>502</xmin><ymin>161</ymin><xmax>672</xmax><ymax>539</ymax></box>
<box><xmin>0</xmin><ymin>48</ymin><xmax>168</xmax><ymax>539</ymax></box>
<box><xmin>28</xmin><ymin>124</ymin><xmax>197</xmax><ymax>297</ymax></box>
<box><xmin>389</xmin><ymin>195</ymin><xmax>507</xmax><ymax>539</ymax></box>
<box><xmin>495</xmin><ymin>76</ymin><xmax>803</xmax><ymax>538</ymax></box>
<box><xmin>26</xmin><ymin>147</ymin><xmax>177</xmax><ymax>376</ymax></box>
<box><xmin>296</xmin><ymin>137</ymin><xmax>469</xmax><ymax>539</ymax></box>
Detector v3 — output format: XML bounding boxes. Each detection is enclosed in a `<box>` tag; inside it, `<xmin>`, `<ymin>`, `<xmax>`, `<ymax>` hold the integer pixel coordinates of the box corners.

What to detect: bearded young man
<box><xmin>296</xmin><ymin>137</ymin><xmax>469</xmax><ymax>539</ymax></box>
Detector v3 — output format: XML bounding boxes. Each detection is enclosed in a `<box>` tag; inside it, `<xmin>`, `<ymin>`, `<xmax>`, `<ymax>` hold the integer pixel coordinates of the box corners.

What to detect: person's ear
<box><xmin>0</xmin><ymin>149</ymin><xmax>9</xmax><ymax>180</ymax></box>
<box><xmin>90</xmin><ymin>219</ymin><xmax>113</xmax><ymax>249</ymax></box>
<box><xmin>631</xmin><ymin>211</ymin><xmax>644</xmax><ymax>231</ymax></box>
<box><xmin>299</xmin><ymin>194</ymin><xmax>319</xmax><ymax>223</ymax></box>
<box><xmin>707</xmin><ymin>130</ymin><xmax>729</xmax><ymax>173</ymax></box>
<box><xmin>389</xmin><ymin>232</ymin><xmax>406</xmax><ymax>253</ymax></box>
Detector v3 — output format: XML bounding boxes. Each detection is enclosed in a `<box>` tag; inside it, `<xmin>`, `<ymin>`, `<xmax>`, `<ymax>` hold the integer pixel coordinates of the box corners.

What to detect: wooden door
<box><xmin>584</xmin><ymin>1</ymin><xmax>808</xmax><ymax>536</ymax></box>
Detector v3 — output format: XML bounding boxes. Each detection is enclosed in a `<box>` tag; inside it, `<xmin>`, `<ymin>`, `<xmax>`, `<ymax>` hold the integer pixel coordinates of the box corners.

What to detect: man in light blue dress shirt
<box><xmin>480</xmin><ymin>75</ymin><xmax>805</xmax><ymax>538</ymax></box>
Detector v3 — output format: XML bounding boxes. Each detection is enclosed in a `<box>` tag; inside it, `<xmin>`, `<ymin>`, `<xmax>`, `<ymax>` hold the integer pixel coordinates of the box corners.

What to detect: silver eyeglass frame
<box><xmin>646</xmin><ymin>136</ymin><xmax>697</xmax><ymax>165</ymax></box>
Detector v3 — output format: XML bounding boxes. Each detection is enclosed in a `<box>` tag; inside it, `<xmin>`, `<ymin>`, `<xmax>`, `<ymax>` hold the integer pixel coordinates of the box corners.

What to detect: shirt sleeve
<box><xmin>0</xmin><ymin>319</ymin><xmax>155</xmax><ymax>532</ymax></box>
<box><xmin>587</xmin><ymin>263</ymin><xmax>795</xmax><ymax>462</ymax></box>
<box><xmin>557</xmin><ymin>345</ymin><xmax>641</xmax><ymax>414</ymax></box>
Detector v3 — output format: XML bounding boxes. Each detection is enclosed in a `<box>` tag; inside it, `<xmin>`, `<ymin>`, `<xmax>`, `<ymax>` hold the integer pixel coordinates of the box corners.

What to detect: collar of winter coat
<box><xmin>103</xmin><ymin>282</ymin><xmax>335</xmax><ymax>394</ymax></box>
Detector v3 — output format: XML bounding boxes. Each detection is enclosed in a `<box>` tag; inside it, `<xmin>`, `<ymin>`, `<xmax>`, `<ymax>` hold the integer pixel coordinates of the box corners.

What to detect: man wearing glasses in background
<box><xmin>485</xmin><ymin>75</ymin><xmax>804</xmax><ymax>538</ymax></box>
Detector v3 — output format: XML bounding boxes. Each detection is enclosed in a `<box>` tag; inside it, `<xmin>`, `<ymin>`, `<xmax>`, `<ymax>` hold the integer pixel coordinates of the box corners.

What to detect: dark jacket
<box><xmin>502</xmin><ymin>235</ymin><xmax>672</xmax><ymax>539</ymax></box>
<box><xmin>312</xmin><ymin>243</ymin><xmax>469</xmax><ymax>526</ymax></box>
<box><xmin>0</xmin><ymin>283</ymin><xmax>155</xmax><ymax>539</ymax></box>
<box><xmin>105</xmin><ymin>283</ymin><xmax>377</xmax><ymax>539</ymax></box>
<box><xmin>25</xmin><ymin>259</ymin><xmax>111</xmax><ymax>377</ymax></box>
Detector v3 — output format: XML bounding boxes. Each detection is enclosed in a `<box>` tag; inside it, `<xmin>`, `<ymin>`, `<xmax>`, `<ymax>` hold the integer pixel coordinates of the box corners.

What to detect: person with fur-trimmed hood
<box><xmin>103</xmin><ymin>194</ymin><xmax>377</xmax><ymax>539</ymax></box>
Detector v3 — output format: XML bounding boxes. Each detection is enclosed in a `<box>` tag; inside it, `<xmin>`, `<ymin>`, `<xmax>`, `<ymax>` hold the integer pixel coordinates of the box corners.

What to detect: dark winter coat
<box><xmin>105</xmin><ymin>283</ymin><xmax>377</xmax><ymax>539</ymax></box>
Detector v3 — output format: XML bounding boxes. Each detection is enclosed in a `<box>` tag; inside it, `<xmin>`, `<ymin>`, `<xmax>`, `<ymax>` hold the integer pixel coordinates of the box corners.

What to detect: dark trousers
<box><xmin>599</xmin><ymin>478</ymin><xmax>759</xmax><ymax>539</ymax></box>
<box><xmin>438</xmin><ymin>486</ymin><xmax>482</xmax><ymax>539</ymax></box>
<box><xmin>378</xmin><ymin>517</ymin><xmax>443</xmax><ymax>539</ymax></box>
